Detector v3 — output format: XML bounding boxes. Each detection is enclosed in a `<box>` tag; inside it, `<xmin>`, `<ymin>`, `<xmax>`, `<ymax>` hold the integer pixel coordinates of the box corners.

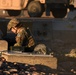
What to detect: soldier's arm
<box><xmin>15</xmin><ymin>29</ymin><xmax>26</xmax><ymax>45</ymax></box>
<box><xmin>28</xmin><ymin>36</ymin><xmax>35</xmax><ymax>47</ymax></box>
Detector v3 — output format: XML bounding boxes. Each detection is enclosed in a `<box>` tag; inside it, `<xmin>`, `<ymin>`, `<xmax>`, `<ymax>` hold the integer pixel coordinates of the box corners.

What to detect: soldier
<box><xmin>7</xmin><ymin>18</ymin><xmax>35</xmax><ymax>51</ymax></box>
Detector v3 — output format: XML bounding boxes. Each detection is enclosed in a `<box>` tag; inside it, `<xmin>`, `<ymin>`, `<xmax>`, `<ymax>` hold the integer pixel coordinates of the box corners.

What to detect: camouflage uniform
<box><xmin>7</xmin><ymin>18</ymin><xmax>35</xmax><ymax>49</ymax></box>
<box><xmin>14</xmin><ymin>27</ymin><xmax>27</xmax><ymax>46</ymax></box>
<box><xmin>7</xmin><ymin>18</ymin><xmax>47</xmax><ymax>54</ymax></box>
<box><xmin>14</xmin><ymin>27</ymin><xmax>35</xmax><ymax>47</ymax></box>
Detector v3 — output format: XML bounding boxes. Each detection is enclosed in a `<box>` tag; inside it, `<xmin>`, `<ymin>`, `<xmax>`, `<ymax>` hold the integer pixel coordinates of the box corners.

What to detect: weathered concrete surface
<box><xmin>2</xmin><ymin>52</ymin><xmax>57</xmax><ymax>69</ymax></box>
<box><xmin>0</xmin><ymin>40</ymin><xmax>8</xmax><ymax>51</ymax></box>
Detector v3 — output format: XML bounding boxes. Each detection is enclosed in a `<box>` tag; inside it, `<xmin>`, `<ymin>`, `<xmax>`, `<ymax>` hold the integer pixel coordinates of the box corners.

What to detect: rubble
<box><xmin>65</xmin><ymin>48</ymin><xmax>76</xmax><ymax>57</ymax></box>
<box><xmin>0</xmin><ymin>57</ymin><xmax>57</xmax><ymax>75</ymax></box>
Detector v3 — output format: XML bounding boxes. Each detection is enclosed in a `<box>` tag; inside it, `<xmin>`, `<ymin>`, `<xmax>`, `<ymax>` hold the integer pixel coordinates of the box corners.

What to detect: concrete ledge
<box><xmin>0</xmin><ymin>40</ymin><xmax>8</xmax><ymax>51</ymax></box>
<box><xmin>2</xmin><ymin>52</ymin><xmax>57</xmax><ymax>69</ymax></box>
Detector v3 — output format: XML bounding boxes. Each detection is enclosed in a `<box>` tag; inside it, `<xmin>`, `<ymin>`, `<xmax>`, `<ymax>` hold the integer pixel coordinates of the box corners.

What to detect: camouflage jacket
<box><xmin>14</xmin><ymin>27</ymin><xmax>35</xmax><ymax>47</ymax></box>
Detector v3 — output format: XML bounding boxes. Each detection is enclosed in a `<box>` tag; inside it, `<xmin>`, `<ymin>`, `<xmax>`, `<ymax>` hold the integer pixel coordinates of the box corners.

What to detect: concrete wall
<box><xmin>1</xmin><ymin>9</ymin><xmax>76</xmax><ymax>53</ymax></box>
<box><xmin>32</xmin><ymin>18</ymin><xmax>76</xmax><ymax>53</ymax></box>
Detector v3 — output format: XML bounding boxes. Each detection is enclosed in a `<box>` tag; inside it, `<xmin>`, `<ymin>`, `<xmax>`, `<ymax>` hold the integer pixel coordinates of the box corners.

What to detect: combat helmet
<box><xmin>7</xmin><ymin>18</ymin><xmax>19</xmax><ymax>30</ymax></box>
